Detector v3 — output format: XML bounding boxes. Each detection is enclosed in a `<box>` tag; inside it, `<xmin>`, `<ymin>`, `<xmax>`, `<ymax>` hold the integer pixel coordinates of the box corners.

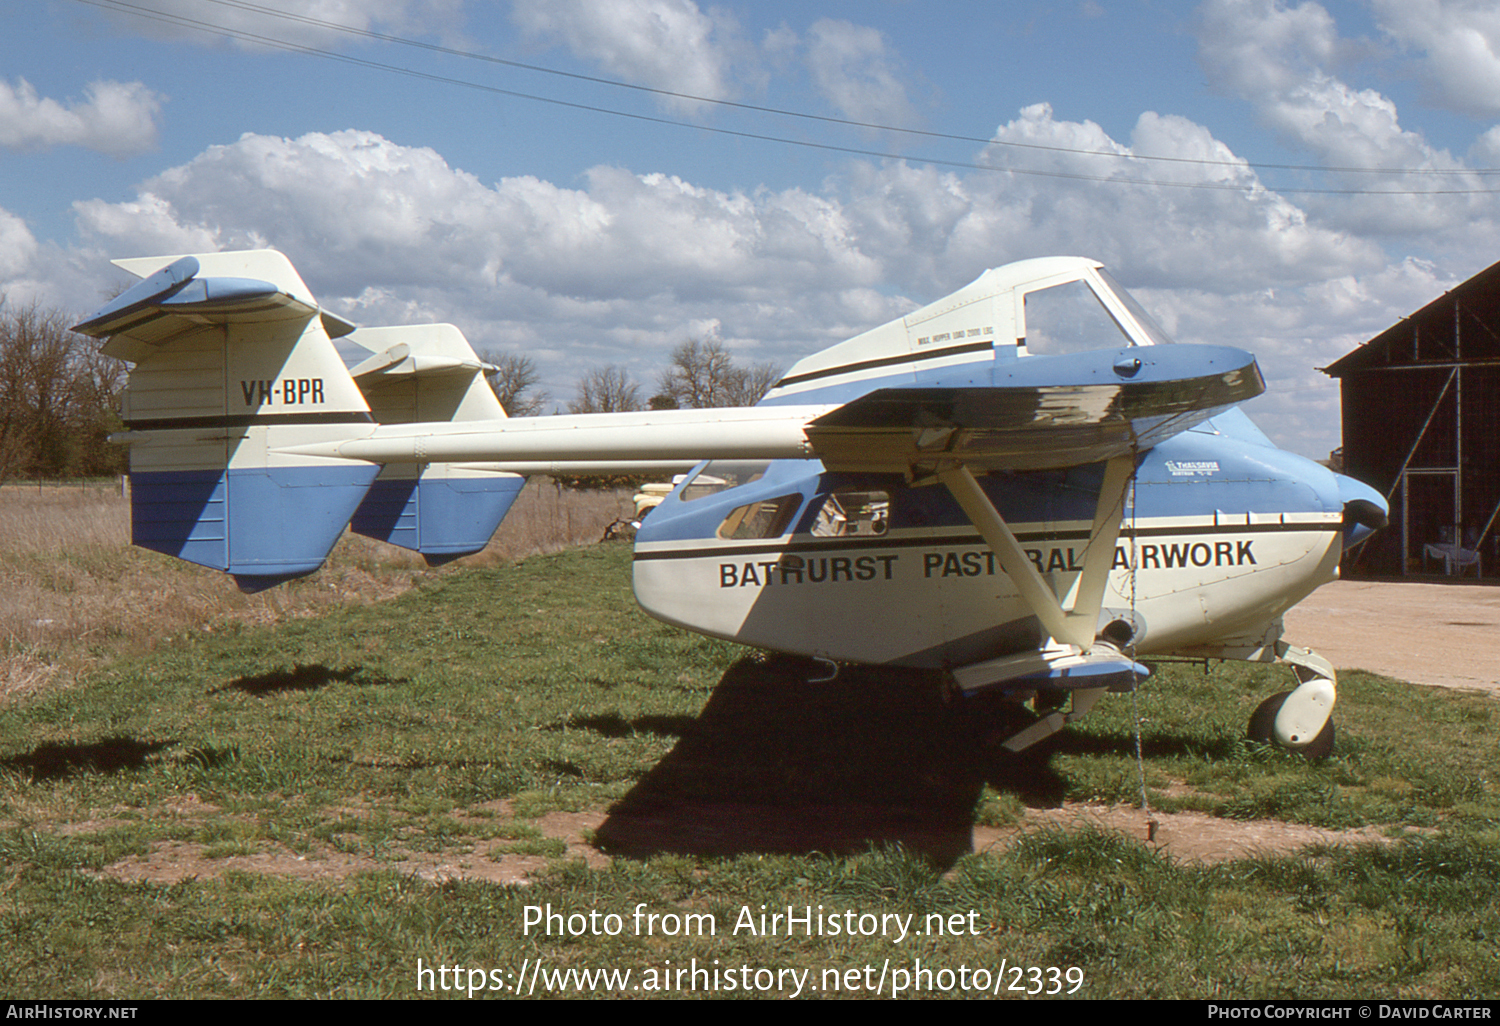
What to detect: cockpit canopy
<box><xmin>763</xmin><ymin>257</ymin><xmax>1175</xmax><ymax>407</ymax></box>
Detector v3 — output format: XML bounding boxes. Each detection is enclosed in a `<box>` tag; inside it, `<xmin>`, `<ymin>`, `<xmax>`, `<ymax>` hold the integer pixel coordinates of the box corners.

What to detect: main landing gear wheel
<box><xmin>1247</xmin><ymin>691</ymin><xmax>1335</xmax><ymax>759</ymax></box>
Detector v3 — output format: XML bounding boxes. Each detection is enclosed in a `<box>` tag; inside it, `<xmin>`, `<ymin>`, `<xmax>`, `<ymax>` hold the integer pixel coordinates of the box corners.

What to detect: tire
<box><xmin>1248</xmin><ymin>691</ymin><xmax>1335</xmax><ymax>758</ymax></box>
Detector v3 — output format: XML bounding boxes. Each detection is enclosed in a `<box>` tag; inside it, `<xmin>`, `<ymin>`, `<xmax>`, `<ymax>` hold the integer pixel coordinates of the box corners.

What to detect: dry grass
<box><xmin>0</xmin><ymin>477</ymin><xmax>640</xmax><ymax>702</ymax></box>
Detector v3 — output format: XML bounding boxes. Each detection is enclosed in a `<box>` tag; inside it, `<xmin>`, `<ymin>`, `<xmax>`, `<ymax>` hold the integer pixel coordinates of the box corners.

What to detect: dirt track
<box><xmin>1282</xmin><ymin>578</ymin><xmax>1500</xmax><ymax>692</ymax></box>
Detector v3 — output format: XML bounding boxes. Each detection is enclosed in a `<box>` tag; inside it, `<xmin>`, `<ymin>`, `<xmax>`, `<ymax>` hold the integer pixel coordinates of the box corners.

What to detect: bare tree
<box><xmin>0</xmin><ymin>301</ymin><xmax>126</xmax><ymax>483</ymax></box>
<box><xmin>656</xmin><ymin>338</ymin><xmax>734</xmax><ymax>409</ymax></box>
<box><xmin>481</xmin><ymin>351</ymin><xmax>548</xmax><ymax>416</ymax></box>
<box><xmin>656</xmin><ymin>338</ymin><xmax>782</xmax><ymax>408</ymax></box>
<box><xmin>569</xmin><ymin>365</ymin><xmax>642</xmax><ymax>414</ymax></box>
<box><xmin>724</xmin><ymin>359</ymin><xmax>783</xmax><ymax>407</ymax></box>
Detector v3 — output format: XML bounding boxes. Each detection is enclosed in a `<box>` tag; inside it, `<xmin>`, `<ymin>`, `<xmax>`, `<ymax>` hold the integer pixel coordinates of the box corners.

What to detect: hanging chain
<box><xmin>1124</xmin><ymin>456</ymin><xmax>1157</xmax><ymax>838</ymax></box>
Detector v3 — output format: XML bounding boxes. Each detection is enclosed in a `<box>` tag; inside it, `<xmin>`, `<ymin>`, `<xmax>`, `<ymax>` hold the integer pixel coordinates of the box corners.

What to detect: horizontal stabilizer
<box><xmin>75</xmin><ymin>251</ymin><xmax>358</xmax><ymax>363</ymax></box>
<box><xmin>75</xmin><ymin>257</ymin><xmax>313</xmax><ymax>341</ymax></box>
<box><xmin>345</xmin><ymin>323</ymin><xmax>506</xmax><ymax>423</ymax></box>
<box><xmin>350</xmin><ymin>349</ymin><xmax>495</xmax><ymax>382</ymax></box>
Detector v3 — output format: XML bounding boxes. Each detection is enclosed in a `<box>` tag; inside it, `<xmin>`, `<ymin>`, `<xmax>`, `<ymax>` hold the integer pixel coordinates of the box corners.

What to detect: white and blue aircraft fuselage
<box><xmin>75</xmin><ymin>252</ymin><xmax>1386</xmax><ymax>757</ymax></box>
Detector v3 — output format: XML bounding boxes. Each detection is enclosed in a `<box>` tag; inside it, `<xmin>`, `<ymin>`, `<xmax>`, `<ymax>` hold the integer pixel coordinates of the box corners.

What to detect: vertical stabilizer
<box><xmin>345</xmin><ymin>324</ymin><xmax>525</xmax><ymax>563</ymax></box>
<box><xmin>76</xmin><ymin>251</ymin><xmax>379</xmax><ymax>591</ymax></box>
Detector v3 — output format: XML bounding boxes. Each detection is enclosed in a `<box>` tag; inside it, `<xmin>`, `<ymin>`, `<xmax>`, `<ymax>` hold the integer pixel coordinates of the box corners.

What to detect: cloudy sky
<box><xmin>5</xmin><ymin>0</ymin><xmax>1500</xmax><ymax>458</ymax></box>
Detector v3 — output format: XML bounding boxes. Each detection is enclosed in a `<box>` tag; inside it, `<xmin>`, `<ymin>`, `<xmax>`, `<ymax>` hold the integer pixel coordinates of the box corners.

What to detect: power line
<box><xmin>77</xmin><ymin>0</ymin><xmax>1500</xmax><ymax>195</ymax></box>
<box><xmin>187</xmin><ymin>0</ymin><xmax>1500</xmax><ymax>180</ymax></box>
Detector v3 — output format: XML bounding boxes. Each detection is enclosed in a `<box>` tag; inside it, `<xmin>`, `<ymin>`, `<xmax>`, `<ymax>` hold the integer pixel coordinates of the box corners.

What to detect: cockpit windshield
<box><xmin>1022</xmin><ymin>279</ymin><xmax>1131</xmax><ymax>355</ymax></box>
<box><xmin>679</xmin><ymin>460</ymin><xmax>770</xmax><ymax>501</ymax></box>
<box><xmin>1019</xmin><ymin>269</ymin><xmax>1175</xmax><ymax>354</ymax></box>
<box><xmin>1094</xmin><ymin>268</ymin><xmax>1175</xmax><ymax>346</ymax></box>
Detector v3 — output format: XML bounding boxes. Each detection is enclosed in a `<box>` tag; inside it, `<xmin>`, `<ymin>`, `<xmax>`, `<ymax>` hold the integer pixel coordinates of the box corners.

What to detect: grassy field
<box><xmin>0</xmin><ymin>479</ymin><xmax>637</xmax><ymax>702</ymax></box>
<box><xmin>0</xmin><ymin>486</ymin><xmax>1497</xmax><ymax>999</ymax></box>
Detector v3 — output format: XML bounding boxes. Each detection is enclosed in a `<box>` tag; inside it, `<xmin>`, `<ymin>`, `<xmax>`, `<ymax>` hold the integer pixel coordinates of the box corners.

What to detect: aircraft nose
<box><xmin>1337</xmin><ymin>474</ymin><xmax>1388</xmax><ymax>549</ymax></box>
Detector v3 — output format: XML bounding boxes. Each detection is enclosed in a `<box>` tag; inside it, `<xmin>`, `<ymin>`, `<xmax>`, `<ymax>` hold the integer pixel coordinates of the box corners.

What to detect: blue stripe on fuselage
<box><xmin>635</xmin><ymin>423</ymin><xmax>1340</xmax><ymax>545</ymax></box>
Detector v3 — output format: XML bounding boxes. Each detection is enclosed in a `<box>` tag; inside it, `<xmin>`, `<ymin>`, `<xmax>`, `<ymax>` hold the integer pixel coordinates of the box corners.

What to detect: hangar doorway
<box><xmin>1325</xmin><ymin>259</ymin><xmax>1500</xmax><ymax>580</ymax></box>
<box><xmin>1399</xmin><ymin>470</ymin><xmax>1466</xmax><ymax>576</ymax></box>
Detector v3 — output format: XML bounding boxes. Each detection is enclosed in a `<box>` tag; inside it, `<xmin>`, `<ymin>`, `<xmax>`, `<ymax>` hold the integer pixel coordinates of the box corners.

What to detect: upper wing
<box><xmin>276</xmin><ymin>343</ymin><xmax>1263</xmax><ymax>474</ymax></box>
<box><xmin>802</xmin><ymin>345</ymin><xmax>1264</xmax><ymax>473</ymax></box>
<box><xmin>78</xmin><ymin>252</ymin><xmax>357</xmax><ymax>364</ymax></box>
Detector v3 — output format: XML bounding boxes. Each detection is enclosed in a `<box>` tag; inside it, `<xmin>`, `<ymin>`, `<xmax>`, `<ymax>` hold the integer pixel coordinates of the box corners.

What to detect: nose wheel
<box><xmin>1166</xmin><ymin>633</ymin><xmax>1340</xmax><ymax>759</ymax></box>
<box><xmin>1247</xmin><ymin>690</ymin><xmax>1336</xmax><ymax>759</ymax></box>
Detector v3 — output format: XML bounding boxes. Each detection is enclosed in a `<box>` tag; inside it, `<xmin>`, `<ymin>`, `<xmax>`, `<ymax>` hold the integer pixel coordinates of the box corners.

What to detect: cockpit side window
<box><xmin>680</xmin><ymin>460</ymin><xmax>769</xmax><ymax>501</ymax></box>
<box><xmin>807</xmin><ymin>488</ymin><xmax>890</xmax><ymax>537</ymax></box>
<box><xmin>1019</xmin><ymin>279</ymin><xmax>1135</xmax><ymax>356</ymax></box>
<box><xmin>717</xmin><ymin>494</ymin><xmax>802</xmax><ymax>539</ymax></box>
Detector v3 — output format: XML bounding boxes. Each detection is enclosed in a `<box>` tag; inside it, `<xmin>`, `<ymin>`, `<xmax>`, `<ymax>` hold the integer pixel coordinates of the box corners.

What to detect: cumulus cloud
<box><xmin>1470</xmin><ymin>125</ymin><xmax>1500</xmax><ymax>166</ymax></box>
<box><xmin>0</xmin><ymin>207</ymin><xmax>39</xmax><ymax>280</ymax></box>
<box><xmin>1193</xmin><ymin>0</ymin><xmax>1499</xmax><ymax>240</ymax></box>
<box><xmin>0</xmin><ymin>206</ymin><xmax>123</xmax><ymax>316</ymax></box>
<box><xmin>74</xmin><ymin>130</ymin><xmax>882</xmax><ymax>300</ymax></box>
<box><xmin>72</xmin><ymin>193</ymin><xmax>230</xmax><ymax>257</ymax></box>
<box><xmin>833</xmin><ymin>103</ymin><xmax>1382</xmax><ymax>297</ymax></box>
<box><xmin>803</xmin><ymin>19</ymin><xmax>917</xmax><ymax>127</ymax></box>
<box><xmin>70</xmin><ymin>129</ymin><xmax>902</xmax><ymax>382</ymax></box>
<box><xmin>1369</xmin><ymin>0</ymin><xmax>1500</xmax><ymax>118</ymax></box>
<box><xmin>1196</xmin><ymin>0</ymin><xmax>1424</xmax><ymax>165</ymax></box>
<box><xmin>1152</xmin><ymin>254</ymin><xmax>1466</xmax><ymax>456</ymax></box>
<box><xmin>63</xmin><ymin>120</ymin><xmax>1472</xmax><ymax>457</ymax></box>
<box><xmin>0</xmin><ymin>78</ymin><xmax>162</xmax><ymax>157</ymax></box>
<box><xmin>99</xmin><ymin>0</ymin><xmax>464</xmax><ymax>50</ymax></box>
<box><xmin>510</xmin><ymin>0</ymin><xmax>742</xmax><ymax>111</ymax></box>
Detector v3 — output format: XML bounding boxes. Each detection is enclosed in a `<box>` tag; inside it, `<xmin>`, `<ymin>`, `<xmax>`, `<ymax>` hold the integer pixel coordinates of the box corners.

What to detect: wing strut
<box><xmin>938</xmin><ymin>454</ymin><xmax>1134</xmax><ymax>650</ymax></box>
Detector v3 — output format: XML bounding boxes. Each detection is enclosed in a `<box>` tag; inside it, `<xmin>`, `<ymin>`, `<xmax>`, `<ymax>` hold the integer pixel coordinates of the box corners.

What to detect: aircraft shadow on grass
<box><xmin>592</xmin><ymin>656</ymin><xmax>1236</xmax><ymax>865</ymax></box>
<box><xmin>0</xmin><ymin>737</ymin><xmax>176</xmax><ymax>782</ymax></box>
<box><xmin>0</xmin><ymin>665</ymin><xmax>394</xmax><ymax>781</ymax></box>
<box><xmin>591</xmin><ymin>655</ymin><xmax>1069</xmax><ymax>866</ymax></box>
<box><xmin>215</xmin><ymin>663</ymin><xmax>400</xmax><ymax>697</ymax></box>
